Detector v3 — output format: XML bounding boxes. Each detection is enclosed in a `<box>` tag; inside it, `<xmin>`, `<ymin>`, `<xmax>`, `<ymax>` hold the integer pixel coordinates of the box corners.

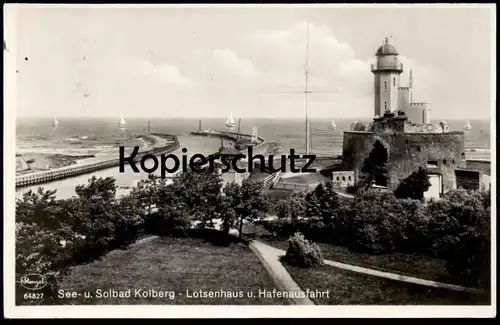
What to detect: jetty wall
<box><xmin>15</xmin><ymin>134</ymin><xmax>180</xmax><ymax>189</ymax></box>
<box><xmin>190</xmin><ymin>130</ymin><xmax>265</xmax><ymax>146</ymax></box>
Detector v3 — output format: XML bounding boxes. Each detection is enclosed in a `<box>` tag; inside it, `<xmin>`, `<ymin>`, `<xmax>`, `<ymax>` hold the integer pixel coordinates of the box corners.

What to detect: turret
<box><xmin>371</xmin><ymin>37</ymin><xmax>403</xmax><ymax>117</ymax></box>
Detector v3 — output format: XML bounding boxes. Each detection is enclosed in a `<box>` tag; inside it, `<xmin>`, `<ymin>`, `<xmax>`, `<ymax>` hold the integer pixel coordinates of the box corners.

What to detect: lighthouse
<box><xmin>371</xmin><ymin>37</ymin><xmax>404</xmax><ymax>117</ymax></box>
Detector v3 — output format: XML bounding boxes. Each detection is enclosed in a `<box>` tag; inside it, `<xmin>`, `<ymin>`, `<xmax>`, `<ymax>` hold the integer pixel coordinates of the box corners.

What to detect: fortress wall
<box><xmin>342</xmin><ymin>131</ymin><xmax>466</xmax><ymax>192</ymax></box>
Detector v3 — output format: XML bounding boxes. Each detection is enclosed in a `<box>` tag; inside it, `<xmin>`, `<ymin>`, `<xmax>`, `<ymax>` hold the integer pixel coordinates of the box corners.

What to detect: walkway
<box><xmin>251</xmin><ymin>240</ymin><xmax>479</xmax><ymax>294</ymax></box>
<box><xmin>249</xmin><ymin>240</ymin><xmax>315</xmax><ymax>305</ymax></box>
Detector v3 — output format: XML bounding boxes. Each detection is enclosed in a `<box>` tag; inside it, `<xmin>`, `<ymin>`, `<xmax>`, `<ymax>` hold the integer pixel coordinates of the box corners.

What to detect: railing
<box><xmin>262</xmin><ymin>171</ymin><xmax>282</xmax><ymax>188</ymax></box>
<box><xmin>371</xmin><ymin>62</ymin><xmax>403</xmax><ymax>71</ymax></box>
<box><xmin>16</xmin><ymin>134</ymin><xmax>180</xmax><ymax>188</ymax></box>
<box><xmin>272</xmin><ymin>181</ymin><xmax>316</xmax><ymax>192</ymax></box>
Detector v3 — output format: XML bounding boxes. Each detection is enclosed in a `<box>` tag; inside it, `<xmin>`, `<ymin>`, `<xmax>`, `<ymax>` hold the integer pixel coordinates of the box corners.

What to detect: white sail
<box><xmin>52</xmin><ymin>116</ymin><xmax>59</xmax><ymax>127</ymax></box>
<box><xmin>464</xmin><ymin>120</ymin><xmax>472</xmax><ymax>131</ymax></box>
<box><xmin>225</xmin><ymin>112</ymin><xmax>236</xmax><ymax>127</ymax></box>
<box><xmin>331</xmin><ymin>119</ymin><xmax>336</xmax><ymax>130</ymax></box>
<box><xmin>119</xmin><ymin>116</ymin><xmax>126</xmax><ymax>127</ymax></box>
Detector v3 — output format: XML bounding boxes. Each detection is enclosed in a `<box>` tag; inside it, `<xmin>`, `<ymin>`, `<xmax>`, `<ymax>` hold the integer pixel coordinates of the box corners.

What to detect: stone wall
<box><xmin>404</xmin><ymin>122</ymin><xmax>445</xmax><ymax>133</ymax></box>
<box><xmin>342</xmin><ymin>131</ymin><xmax>466</xmax><ymax>192</ymax></box>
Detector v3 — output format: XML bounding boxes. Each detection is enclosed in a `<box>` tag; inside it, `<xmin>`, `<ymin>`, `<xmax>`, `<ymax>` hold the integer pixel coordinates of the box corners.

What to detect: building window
<box><xmin>417</xmin><ymin>146</ymin><xmax>421</xmax><ymax>152</ymax></box>
<box><xmin>393</xmin><ymin>78</ymin><xmax>396</xmax><ymax>86</ymax></box>
<box><xmin>443</xmin><ymin>159</ymin><xmax>447</xmax><ymax>165</ymax></box>
<box><xmin>427</xmin><ymin>160</ymin><xmax>438</xmax><ymax>168</ymax></box>
<box><xmin>342</xmin><ymin>176</ymin><xmax>346</xmax><ymax>181</ymax></box>
<box><xmin>461</xmin><ymin>153</ymin><xmax>465</xmax><ymax>159</ymax></box>
<box><xmin>384</xmin><ymin>101</ymin><xmax>387</xmax><ymax>110</ymax></box>
<box><xmin>348</xmin><ymin>176</ymin><xmax>352</xmax><ymax>181</ymax></box>
<box><xmin>384</xmin><ymin>81</ymin><xmax>387</xmax><ymax>91</ymax></box>
<box><xmin>337</xmin><ymin>177</ymin><xmax>340</xmax><ymax>181</ymax></box>
<box><xmin>452</xmin><ymin>159</ymin><xmax>455</xmax><ymax>164</ymax></box>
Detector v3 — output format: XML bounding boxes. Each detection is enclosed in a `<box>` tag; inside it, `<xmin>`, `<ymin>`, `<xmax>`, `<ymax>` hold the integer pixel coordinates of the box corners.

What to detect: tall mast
<box><xmin>148</xmin><ymin>120</ymin><xmax>151</xmax><ymax>134</ymax></box>
<box><xmin>305</xmin><ymin>21</ymin><xmax>311</xmax><ymax>155</ymax></box>
<box><xmin>237</xmin><ymin>118</ymin><xmax>242</xmax><ymax>140</ymax></box>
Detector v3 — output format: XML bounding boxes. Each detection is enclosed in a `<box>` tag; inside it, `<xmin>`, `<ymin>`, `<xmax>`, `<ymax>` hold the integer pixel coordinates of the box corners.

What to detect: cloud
<box><xmin>212</xmin><ymin>49</ymin><xmax>261</xmax><ymax>79</ymax></box>
<box><xmin>113</xmin><ymin>57</ymin><xmax>193</xmax><ymax>88</ymax></box>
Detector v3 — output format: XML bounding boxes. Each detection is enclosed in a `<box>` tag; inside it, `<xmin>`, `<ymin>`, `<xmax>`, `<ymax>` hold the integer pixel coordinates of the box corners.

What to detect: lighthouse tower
<box><xmin>371</xmin><ymin>37</ymin><xmax>404</xmax><ymax>117</ymax></box>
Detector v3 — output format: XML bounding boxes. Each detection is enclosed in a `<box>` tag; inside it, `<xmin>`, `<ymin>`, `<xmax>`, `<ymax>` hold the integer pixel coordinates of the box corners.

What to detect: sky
<box><xmin>6</xmin><ymin>5</ymin><xmax>495</xmax><ymax>119</ymax></box>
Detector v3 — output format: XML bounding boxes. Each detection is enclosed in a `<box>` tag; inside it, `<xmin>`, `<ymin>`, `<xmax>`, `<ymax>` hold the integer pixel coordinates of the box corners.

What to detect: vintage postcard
<box><xmin>3</xmin><ymin>3</ymin><xmax>496</xmax><ymax>318</ymax></box>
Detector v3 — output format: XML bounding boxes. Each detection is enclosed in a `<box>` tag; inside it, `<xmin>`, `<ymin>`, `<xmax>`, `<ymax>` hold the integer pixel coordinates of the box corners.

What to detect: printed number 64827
<box><xmin>24</xmin><ymin>293</ymin><xmax>44</xmax><ymax>300</ymax></box>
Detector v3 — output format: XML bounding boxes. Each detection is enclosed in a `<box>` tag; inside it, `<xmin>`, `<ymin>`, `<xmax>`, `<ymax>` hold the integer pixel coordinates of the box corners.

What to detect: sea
<box><xmin>15</xmin><ymin>117</ymin><xmax>491</xmax><ymax>200</ymax></box>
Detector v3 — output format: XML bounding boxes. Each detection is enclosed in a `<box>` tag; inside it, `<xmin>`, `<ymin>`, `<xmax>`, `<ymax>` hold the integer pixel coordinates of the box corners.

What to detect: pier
<box><xmin>190</xmin><ymin>130</ymin><xmax>265</xmax><ymax>147</ymax></box>
<box><xmin>15</xmin><ymin>134</ymin><xmax>180</xmax><ymax>189</ymax></box>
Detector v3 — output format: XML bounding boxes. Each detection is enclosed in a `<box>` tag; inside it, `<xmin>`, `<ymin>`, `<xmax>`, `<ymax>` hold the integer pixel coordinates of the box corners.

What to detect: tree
<box><xmin>360</xmin><ymin>140</ymin><xmax>389</xmax><ymax>189</ymax></box>
<box><xmin>75</xmin><ymin>176</ymin><xmax>117</xmax><ymax>202</ymax></box>
<box><xmin>311</xmin><ymin>181</ymin><xmax>340</xmax><ymax>223</ymax></box>
<box><xmin>218</xmin><ymin>182</ymin><xmax>241</xmax><ymax>236</ymax></box>
<box><xmin>72</xmin><ymin>176</ymin><xmax>123</xmax><ymax>256</ymax></box>
<box><xmin>220</xmin><ymin>179</ymin><xmax>268</xmax><ymax>239</ymax></box>
<box><xmin>173</xmin><ymin>169</ymin><xmax>223</xmax><ymax>227</ymax></box>
<box><xmin>394</xmin><ymin>167</ymin><xmax>431</xmax><ymax>200</ymax></box>
<box><xmin>131</xmin><ymin>174</ymin><xmax>168</xmax><ymax>216</ymax></box>
<box><xmin>305</xmin><ymin>190</ymin><xmax>321</xmax><ymax>219</ymax></box>
<box><xmin>16</xmin><ymin>187</ymin><xmax>61</xmax><ymax>228</ymax></box>
<box><xmin>276</xmin><ymin>192</ymin><xmax>307</xmax><ymax>227</ymax></box>
<box><xmin>237</xmin><ymin>179</ymin><xmax>269</xmax><ymax>239</ymax></box>
<box><xmin>152</xmin><ymin>179</ymin><xmax>190</xmax><ymax>236</ymax></box>
<box><xmin>427</xmin><ymin>189</ymin><xmax>491</xmax><ymax>287</ymax></box>
<box><xmin>115</xmin><ymin>193</ymin><xmax>145</xmax><ymax>245</ymax></box>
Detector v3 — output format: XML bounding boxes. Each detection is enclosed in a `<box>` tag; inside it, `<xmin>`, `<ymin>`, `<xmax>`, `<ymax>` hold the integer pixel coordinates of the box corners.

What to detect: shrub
<box><xmin>334</xmin><ymin>191</ymin><xmax>407</xmax><ymax>254</ymax></box>
<box><xmin>435</xmin><ymin>189</ymin><xmax>491</xmax><ymax>288</ymax></box>
<box><xmin>283</xmin><ymin>232</ymin><xmax>324</xmax><ymax>267</ymax></box>
<box><xmin>15</xmin><ymin>222</ymin><xmax>85</xmax><ymax>305</ymax></box>
<box><xmin>394</xmin><ymin>167</ymin><xmax>431</xmax><ymax>200</ymax></box>
<box><xmin>400</xmin><ymin>198</ymin><xmax>430</xmax><ymax>253</ymax></box>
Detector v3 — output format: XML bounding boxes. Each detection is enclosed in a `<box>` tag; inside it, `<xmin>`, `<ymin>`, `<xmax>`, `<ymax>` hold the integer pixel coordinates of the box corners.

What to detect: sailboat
<box><xmin>464</xmin><ymin>120</ymin><xmax>472</xmax><ymax>131</ymax></box>
<box><xmin>118</xmin><ymin>116</ymin><xmax>126</xmax><ymax>128</ymax></box>
<box><xmin>225</xmin><ymin>112</ymin><xmax>236</xmax><ymax>128</ymax></box>
<box><xmin>52</xmin><ymin>116</ymin><xmax>59</xmax><ymax>127</ymax></box>
<box><xmin>331</xmin><ymin>119</ymin><xmax>336</xmax><ymax>130</ymax></box>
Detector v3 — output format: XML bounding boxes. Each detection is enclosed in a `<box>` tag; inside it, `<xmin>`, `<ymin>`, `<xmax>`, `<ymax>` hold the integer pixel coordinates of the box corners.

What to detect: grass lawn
<box><xmin>253</xmin><ymin>224</ymin><xmax>456</xmax><ymax>286</ymax></box>
<box><xmin>282</xmin><ymin>262</ymin><xmax>490</xmax><ymax>305</ymax></box>
<box><xmin>56</xmin><ymin>236</ymin><xmax>288</xmax><ymax>305</ymax></box>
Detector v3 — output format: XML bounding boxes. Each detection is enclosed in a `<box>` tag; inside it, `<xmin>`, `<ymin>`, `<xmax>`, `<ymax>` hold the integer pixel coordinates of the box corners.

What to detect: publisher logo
<box><xmin>20</xmin><ymin>274</ymin><xmax>48</xmax><ymax>291</ymax></box>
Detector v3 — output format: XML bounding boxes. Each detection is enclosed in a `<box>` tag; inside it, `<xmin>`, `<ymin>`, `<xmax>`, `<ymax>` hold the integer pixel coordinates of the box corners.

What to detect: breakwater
<box><xmin>190</xmin><ymin>130</ymin><xmax>268</xmax><ymax>156</ymax></box>
<box><xmin>190</xmin><ymin>130</ymin><xmax>265</xmax><ymax>146</ymax></box>
<box><xmin>15</xmin><ymin>134</ymin><xmax>180</xmax><ymax>189</ymax></box>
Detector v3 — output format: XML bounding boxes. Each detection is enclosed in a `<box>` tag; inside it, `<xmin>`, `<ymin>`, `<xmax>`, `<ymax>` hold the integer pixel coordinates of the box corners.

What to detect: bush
<box><xmin>431</xmin><ymin>189</ymin><xmax>491</xmax><ymax>288</ymax></box>
<box><xmin>283</xmin><ymin>232</ymin><xmax>324</xmax><ymax>267</ymax></box>
<box><xmin>334</xmin><ymin>191</ymin><xmax>407</xmax><ymax>254</ymax></box>
<box><xmin>144</xmin><ymin>211</ymin><xmax>190</xmax><ymax>237</ymax></box>
<box><xmin>15</xmin><ymin>222</ymin><xmax>84</xmax><ymax>305</ymax></box>
<box><xmin>394</xmin><ymin>167</ymin><xmax>431</xmax><ymax>200</ymax></box>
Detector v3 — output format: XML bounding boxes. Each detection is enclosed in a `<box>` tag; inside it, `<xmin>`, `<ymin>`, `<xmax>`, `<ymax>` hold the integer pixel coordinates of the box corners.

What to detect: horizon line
<box><xmin>15</xmin><ymin>116</ymin><xmax>492</xmax><ymax>121</ymax></box>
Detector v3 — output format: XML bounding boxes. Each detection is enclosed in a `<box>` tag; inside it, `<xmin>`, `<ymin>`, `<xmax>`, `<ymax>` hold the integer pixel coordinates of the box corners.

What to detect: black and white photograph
<box><xmin>3</xmin><ymin>3</ymin><xmax>496</xmax><ymax>318</ymax></box>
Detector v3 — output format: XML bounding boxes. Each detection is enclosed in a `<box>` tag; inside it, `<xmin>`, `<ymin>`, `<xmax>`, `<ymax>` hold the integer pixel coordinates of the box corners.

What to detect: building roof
<box><xmin>376</xmin><ymin>40</ymin><xmax>399</xmax><ymax>56</ymax></box>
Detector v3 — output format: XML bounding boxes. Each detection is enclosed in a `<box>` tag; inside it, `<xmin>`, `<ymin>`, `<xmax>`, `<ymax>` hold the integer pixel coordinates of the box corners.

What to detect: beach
<box><xmin>15</xmin><ymin>133</ymin><xmax>167</xmax><ymax>175</ymax></box>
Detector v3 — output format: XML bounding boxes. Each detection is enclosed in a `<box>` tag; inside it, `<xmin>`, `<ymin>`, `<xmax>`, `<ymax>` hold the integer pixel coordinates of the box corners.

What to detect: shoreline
<box><xmin>15</xmin><ymin>134</ymin><xmax>164</xmax><ymax>176</ymax></box>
